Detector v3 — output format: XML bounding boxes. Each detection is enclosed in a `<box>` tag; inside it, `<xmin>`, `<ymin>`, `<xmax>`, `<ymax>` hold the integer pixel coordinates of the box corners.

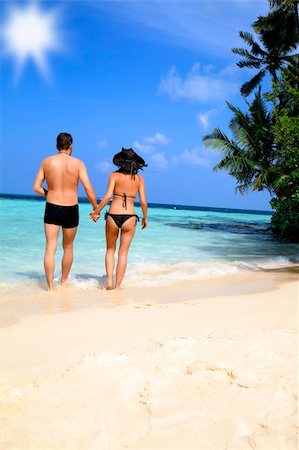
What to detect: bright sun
<box><xmin>1</xmin><ymin>1</ymin><xmax>61</xmax><ymax>81</ymax></box>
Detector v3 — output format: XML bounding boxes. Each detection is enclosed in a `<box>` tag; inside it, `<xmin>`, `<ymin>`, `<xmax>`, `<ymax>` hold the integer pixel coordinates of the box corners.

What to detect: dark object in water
<box><xmin>165</xmin><ymin>221</ymin><xmax>271</xmax><ymax>235</ymax></box>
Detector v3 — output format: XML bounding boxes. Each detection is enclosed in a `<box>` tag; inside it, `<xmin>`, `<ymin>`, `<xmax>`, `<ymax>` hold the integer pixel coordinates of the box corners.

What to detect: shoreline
<box><xmin>1</xmin><ymin>269</ymin><xmax>297</xmax><ymax>369</ymax></box>
<box><xmin>0</xmin><ymin>265</ymin><xmax>298</xmax><ymax>320</ymax></box>
<box><xmin>0</xmin><ymin>269</ymin><xmax>298</xmax><ymax>449</ymax></box>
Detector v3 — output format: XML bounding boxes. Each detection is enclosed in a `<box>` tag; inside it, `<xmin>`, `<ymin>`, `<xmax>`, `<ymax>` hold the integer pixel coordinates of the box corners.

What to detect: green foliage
<box><xmin>271</xmin><ymin>192</ymin><xmax>299</xmax><ymax>242</ymax></box>
<box><xmin>269</xmin><ymin>66</ymin><xmax>299</xmax><ymax>241</ymax></box>
<box><xmin>232</xmin><ymin>1</ymin><xmax>298</xmax><ymax>96</ymax></box>
<box><xmin>203</xmin><ymin>90</ymin><xmax>276</xmax><ymax>195</ymax></box>
<box><xmin>202</xmin><ymin>3</ymin><xmax>299</xmax><ymax>241</ymax></box>
<box><xmin>269</xmin><ymin>1</ymin><xmax>298</xmax><ymax>7</ymax></box>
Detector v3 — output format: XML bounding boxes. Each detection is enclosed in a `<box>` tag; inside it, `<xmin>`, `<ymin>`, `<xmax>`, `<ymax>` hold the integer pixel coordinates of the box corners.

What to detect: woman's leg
<box><xmin>115</xmin><ymin>217</ymin><xmax>136</xmax><ymax>289</ymax></box>
<box><xmin>105</xmin><ymin>217</ymin><xmax>119</xmax><ymax>289</ymax></box>
<box><xmin>44</xmin><ymin>223</ymin><xmax>60</xmax><ymax>291</ymax></box>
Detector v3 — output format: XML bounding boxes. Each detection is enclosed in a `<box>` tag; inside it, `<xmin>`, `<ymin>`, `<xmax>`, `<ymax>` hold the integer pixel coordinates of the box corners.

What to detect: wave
<box><xmin>124</xmin><ymin>256</ymin><xmax>298</xmax><ymax>287</ymax></box>
<box><xmin>0</xmin><ymin>257</ymin><xmax>297</xmax><ymax>290</ymax></box>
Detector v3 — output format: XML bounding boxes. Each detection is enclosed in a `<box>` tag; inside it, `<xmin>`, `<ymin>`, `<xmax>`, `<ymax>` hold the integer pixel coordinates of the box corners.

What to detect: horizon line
<box><xmin>0</xmin><ymin>192</ymin><xmax>273</xmax><ymax>215</ymax></box>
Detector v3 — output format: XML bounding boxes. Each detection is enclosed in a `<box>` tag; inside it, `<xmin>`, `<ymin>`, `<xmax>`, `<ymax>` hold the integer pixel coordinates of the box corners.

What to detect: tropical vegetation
<box><xmin>203</xmin><ymin>0</ymin><xmax>299</xmax><ymax>241</ymax></box>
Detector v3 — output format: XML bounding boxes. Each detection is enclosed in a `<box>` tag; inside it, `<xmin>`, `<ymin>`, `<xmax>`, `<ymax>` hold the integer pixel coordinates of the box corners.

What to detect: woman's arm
<box><xmin>138</xmin><ymin>176</ymin><xmax>148</xmax><ymax>229</ymax></box>
<box><xmin>33</xmin><ymin>163</ymin><xmax>48</xmax><ymax>197</ymax></box>
<box><xmin>90</xmin><ymin>173</ymin><xmax>116</xmax><ymax>221</ymax></box>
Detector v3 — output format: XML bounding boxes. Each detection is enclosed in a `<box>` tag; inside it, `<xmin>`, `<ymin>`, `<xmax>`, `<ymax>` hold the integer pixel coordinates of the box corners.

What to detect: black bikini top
<box><xmin>114</xmin><ymin>192</ymin><xmax>136</xmax><ymax>209</ymax></box>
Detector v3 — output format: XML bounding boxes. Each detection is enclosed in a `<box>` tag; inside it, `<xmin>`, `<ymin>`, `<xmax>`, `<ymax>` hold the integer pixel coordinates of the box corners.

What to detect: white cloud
<box><xmin>95</xmin><ymin>161</ymin><xmax>113</xmax><ymax>173</ymax></box>
<box><xmin>198</xmin><ymin>113</ymin><xmax>210</xmax><ymax>129</ymax></box>
<box><xmin>134</xmin><ymin>132</ymin><xmax>170</xmax><ymax>154</ymax></box>
<box><xmin>173</xmin><ymin>148</ymin><xmax>211</xmax><ymax>168</ymax></box>
<box><xmin>143</xmin><ymin>132</ymin><xmax>170</xmax><ymax>145</ymax></box>
<box><xmin>197</xmin><ymin>107</ymin><xmax>221</xmax><ymax>129</ymax></box>
<box><xmin>133</xmin><ymin>140</ymin><xmax>154</xmax><ymax>154</ymax></box>
<box><xmin>150</xmin><ymin>152</ymin><xmax>168</xmax><ymax>171</ymax></box>
<box><xmin>159</xmin><ymin>64</ymin><xmax>238</xmax><ymax>103</ymax></box>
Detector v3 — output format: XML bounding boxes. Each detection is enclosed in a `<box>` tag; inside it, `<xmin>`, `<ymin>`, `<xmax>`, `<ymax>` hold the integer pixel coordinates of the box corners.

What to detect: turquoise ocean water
<box><xmin>0</xmin><ymin>195</ymin><xmax>298</xmax><ymax>289</ymax></box>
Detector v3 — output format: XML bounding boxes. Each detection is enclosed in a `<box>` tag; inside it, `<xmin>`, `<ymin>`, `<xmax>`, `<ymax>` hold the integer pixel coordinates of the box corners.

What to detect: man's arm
<box><xmin>79</xmin><ymin>162</ymin><xmax>97</xmax><ymax>209</ymax></box>
<box><xmin>33</xmin><ymin>163</ymin><xmax>48</xmax><ymax>197</ymax></box>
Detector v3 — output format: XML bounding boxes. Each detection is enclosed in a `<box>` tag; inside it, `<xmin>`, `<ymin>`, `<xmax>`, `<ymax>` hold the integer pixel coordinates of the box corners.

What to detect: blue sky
<box><xmin>0</xmin><ymin>0</ymin><xmax>272</xmax><ymax>210</ymax></box>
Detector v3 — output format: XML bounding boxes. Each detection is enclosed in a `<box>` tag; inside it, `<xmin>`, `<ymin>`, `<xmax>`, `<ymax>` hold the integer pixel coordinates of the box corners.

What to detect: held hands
<box><xmin>89</xmin><ymin>210</ymin><xmax>100</xmax><ymax>222</ymax></box>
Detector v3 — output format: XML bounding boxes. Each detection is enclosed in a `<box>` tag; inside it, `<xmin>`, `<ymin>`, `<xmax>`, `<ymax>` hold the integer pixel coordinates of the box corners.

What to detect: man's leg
<box><xmin>44</xmin><ymin>224</ymin><xmax>60</xmax><ymax>291</ymax></box>
<box><xmin>61</xmin><ymin>226</ymin><xmax>78</xmax><ymax>285</ymax></box>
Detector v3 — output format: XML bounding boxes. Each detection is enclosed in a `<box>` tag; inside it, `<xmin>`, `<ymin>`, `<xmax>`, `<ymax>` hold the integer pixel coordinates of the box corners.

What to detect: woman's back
<box><xmin>109</xmin><ymin>171</ymin><xmax>141</xmax><ymax>214</ymax></box>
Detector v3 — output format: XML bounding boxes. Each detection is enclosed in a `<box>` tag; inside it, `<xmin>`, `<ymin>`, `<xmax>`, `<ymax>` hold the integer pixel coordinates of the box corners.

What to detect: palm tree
<box><xmin>272</xmin><ymin>54</ymin><xmax>299</xmax><ymax>112</ymax></box>
<box><xmin>232</xmin><ymin>2</ymin><xmax>298</xmax><ymax>96</ymax></box>
<box><xmin>268</xmin><ymin>1</ymin><xmax>298</xmax><ymax>12</ymax></box>
<box><xmin>254</xmin><ymin>1</ymin><xmax>298</xmax><ymax>47</ymax></box>
<box><xmin>202</xmin><ymin>90</ymin><xmax>278</xmax><ymax>194</ymax></box>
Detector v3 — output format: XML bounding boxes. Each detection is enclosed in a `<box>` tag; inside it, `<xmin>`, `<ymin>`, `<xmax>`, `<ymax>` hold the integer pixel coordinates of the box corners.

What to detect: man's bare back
<box><xmin>41</xmin><ymin>154</ymin><xmax>81</xmax><ymax>205</ymax></box>
<box><xmin>33</xmin><ymin>132</ymin><xmax>97</xmax><ymax>290</ymax></box>
<box><xmin>34</xmin><ymin>153</ymin><xmax>96</xmax><ymax>207</ymax></box>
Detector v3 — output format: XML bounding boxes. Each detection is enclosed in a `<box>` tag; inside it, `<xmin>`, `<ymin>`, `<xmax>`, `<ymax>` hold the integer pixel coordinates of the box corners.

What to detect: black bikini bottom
<box><xmin>105</xmin><ymin>212</ymin><xmax>139</xmax><ymax>229</ymax></box>
<box><xmin>44</xmin><ymin>202</ymin><xmax>79</xmax><ymax>228</ymax></box>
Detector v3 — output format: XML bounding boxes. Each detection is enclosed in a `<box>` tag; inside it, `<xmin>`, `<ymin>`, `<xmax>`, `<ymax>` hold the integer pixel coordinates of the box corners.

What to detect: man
<box><xmin>33</xmin><ymin>132</ymin><xmax>97</xmax><ymax>291</ymax></box>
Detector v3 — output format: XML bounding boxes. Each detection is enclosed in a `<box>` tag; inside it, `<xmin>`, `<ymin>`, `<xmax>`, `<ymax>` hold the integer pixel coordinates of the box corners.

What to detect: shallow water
<box><xmin>0</xmin><ymin>196</ymin><xmax>298</xmax><ymax>289</ymax></box>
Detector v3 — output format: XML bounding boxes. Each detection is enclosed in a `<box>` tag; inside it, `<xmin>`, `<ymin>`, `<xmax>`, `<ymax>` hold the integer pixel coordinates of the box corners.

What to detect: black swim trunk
<box><xmin>44</xmin><ymin>202</ymin><xmax>79</xmax><ymax>228</ymax></box>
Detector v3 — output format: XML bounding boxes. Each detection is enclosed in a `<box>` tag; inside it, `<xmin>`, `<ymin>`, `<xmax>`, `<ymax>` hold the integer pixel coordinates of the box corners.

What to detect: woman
<box><xmin>90</xmin><ymin>147</ymin><xmax>148</xmax><ymax>289</ymax></box>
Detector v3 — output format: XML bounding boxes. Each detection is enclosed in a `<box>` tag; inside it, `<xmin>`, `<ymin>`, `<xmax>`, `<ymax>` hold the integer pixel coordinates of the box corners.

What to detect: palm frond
<box><xmin>238</xmin><ymin>31</ymin><xmax>266</xmax><ymax>56</ymax></box>
<box><xmin>272</xmin><ymin>173</ymin><xmax>291</xmax><ymax>189</ymax></box>
<box><xmin>252</xmin><ymin>172</ymin><xmax>270</xmax><ymax>191</ymax></box>
<box><xmin>232</xmin><ymin>47</ymin><xmax>262</xmax><ymax>61</ymax></box>
<box><xmin>213</xmin><ymin>153</ymin><xmax>256</xmax><ymax>173</ymax></box>
<box><xmin>252</xmin><ymin>166</ymin><xmax>285</xmax><ymax>194</ymax></box>
<box><xmin>235</xmin><ymin>182</ymin><xmax>253</xmax><ymax>195</ymax></box>
<box><xmin>202</xmin><ymin>89</ymin><xmax>277</xmax><ymax>195</ymax></box>
<box><xmin>283</xmin><ymin>53</ymin><xmax>299</xmax><ymax>64</ymax></box>
<box><xmin>283</xmin><ymin>55</ymin><xmax>299</xmax><ymax>88</ymax></box>
<box><xmin>236</xmin><ymin>59</ymin><xmax>262</xmax><ymax>69</ymax></box>
<box><xmin>240</xmin><ymin>69</ymin><xmax>266</xmax><ymax>97</ymax></box>
<box><xmin>268</xmin><ymin>0</ymin><xmax>296</xmax><ymax>8</ymax></box>
<box><xmin>255</xmin><ymin>7</ymin><xmax>299</xmax><ymax>52</ymax></box>
<box><xmin>225</xmin><ymin>102</ymin><xmax>253</xmax><ymax>146</ymax></box>
<box><xmin>203</xmin><ymin>128</ymin><xmax>239</xmax><ymax>154</ymax></box>
<box><xmin>249</xmin><ymin>88</ymin><xmax>270</xmax><ymax>123</ymax></box>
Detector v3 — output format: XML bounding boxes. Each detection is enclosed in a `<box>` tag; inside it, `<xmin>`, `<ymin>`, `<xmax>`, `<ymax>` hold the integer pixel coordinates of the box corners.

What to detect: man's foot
<box><xmin>106</xmin><ymin>277</ymin><xmax>113</xmax><ymax>290</ymax></box>
<box><xmin>106</xmin><ymin>285</ymin><xmax>114</xmax><ymax>290</ymax></box>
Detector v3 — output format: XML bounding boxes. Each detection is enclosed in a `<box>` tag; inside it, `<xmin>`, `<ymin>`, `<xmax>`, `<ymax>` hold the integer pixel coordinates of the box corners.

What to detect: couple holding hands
<box><xmin>33</xmin><ymin>132</ymin><xmax>148</xmax><ymax>291</ymax></box>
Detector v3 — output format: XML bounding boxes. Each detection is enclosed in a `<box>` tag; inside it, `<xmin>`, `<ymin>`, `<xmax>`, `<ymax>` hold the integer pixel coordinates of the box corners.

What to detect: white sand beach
<box><xmin>0</xmin><ymin>268</ymin><xmax>298</xmax><ymax>450</ymax></box>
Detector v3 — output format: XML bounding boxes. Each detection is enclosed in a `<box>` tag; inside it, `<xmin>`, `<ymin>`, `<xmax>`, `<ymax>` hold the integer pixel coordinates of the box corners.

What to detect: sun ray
<box><xmin>1</xmin><ymin>1</ymin><xmax>62</xmax><ymax>82</ymax></box>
